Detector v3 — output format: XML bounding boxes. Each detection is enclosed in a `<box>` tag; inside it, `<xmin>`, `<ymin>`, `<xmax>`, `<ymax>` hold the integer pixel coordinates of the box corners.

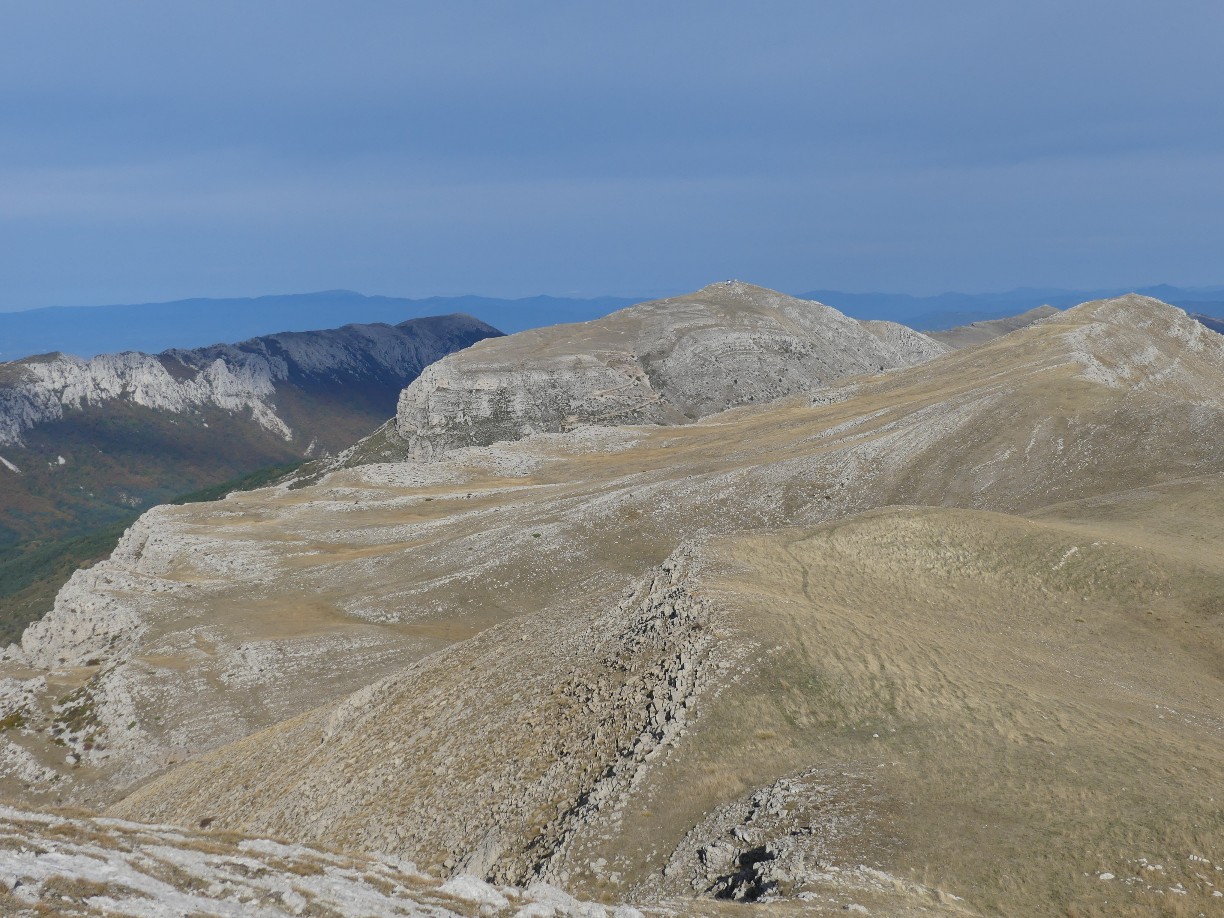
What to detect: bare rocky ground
<box><xmin>0</xmin><ymin>804</ymin><xmax>656</xmax><ymax>917</ymax></box>
<box><xmin>1</xmin><ymin>289</ymin><xmax>1223</xmax><ymax>916</ymax></box>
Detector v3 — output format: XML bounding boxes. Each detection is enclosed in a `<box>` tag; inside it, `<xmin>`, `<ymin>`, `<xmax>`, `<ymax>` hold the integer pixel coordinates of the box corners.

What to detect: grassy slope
<box><xmin>0</xmin><ymin>461</ymin><xmax>303</xmax><ymax>646</ymax></box>
<box><xmin>0</xmin><ymin>387</ymin><xmax>399</xmax><ymax>645</ymax></box>
<box><xmin>614</xmin><ymin>485</ymin><xmax>1224</xmax><ymax>917</ymax></box>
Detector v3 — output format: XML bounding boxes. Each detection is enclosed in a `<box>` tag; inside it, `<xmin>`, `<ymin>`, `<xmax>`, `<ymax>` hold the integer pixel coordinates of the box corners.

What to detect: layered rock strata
<box><xmin>392</xmin><ymin>282</ymin><xmax>948</xmax><ymax>460</ymax></box>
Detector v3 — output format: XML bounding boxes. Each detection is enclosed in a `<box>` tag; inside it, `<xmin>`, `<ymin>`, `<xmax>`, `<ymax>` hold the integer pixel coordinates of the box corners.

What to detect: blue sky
<box><xmin>1</xmin><ymin>1</ymin><xmax>1222</xmax><ymax>309</ymax></box>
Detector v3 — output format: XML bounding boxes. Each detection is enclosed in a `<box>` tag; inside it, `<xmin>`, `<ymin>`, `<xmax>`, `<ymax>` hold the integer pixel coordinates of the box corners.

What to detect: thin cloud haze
<box><xmin>1</xmin><ymin>1</ymin><xmax>1221</xmax><ymax>308</ymax></box>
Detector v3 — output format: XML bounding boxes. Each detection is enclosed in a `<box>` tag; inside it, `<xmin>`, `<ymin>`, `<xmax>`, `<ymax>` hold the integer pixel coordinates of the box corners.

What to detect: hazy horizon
<box><xmin>4</xmin><ymin>280</ymin><xmax>1224</xmax><ymax>317</ymax></box>
<box><xmin>3</xmin><ymin>2</ymin><xmax>1223</xmax><ymax>309</ymax></box>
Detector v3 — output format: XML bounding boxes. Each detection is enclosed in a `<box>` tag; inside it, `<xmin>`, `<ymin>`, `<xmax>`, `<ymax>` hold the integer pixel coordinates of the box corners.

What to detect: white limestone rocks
<box><xmin>0</xmin><ymin>351</ymin><xmax>291</xmax><ymax>446</ymax></box>
<box><xmin>394</xmin><ymin>282</ymin><xmax>948</xmax><ymax>460</ymax></box>
<box><xmin>0</xmin><ymin>314</ymin><xmax>501</xmax><ymax>447</ymax></box>
<box><xmin>0</xmin><ymin>804</ymin><xmax>647</xmax><ymax>917</ymax></box>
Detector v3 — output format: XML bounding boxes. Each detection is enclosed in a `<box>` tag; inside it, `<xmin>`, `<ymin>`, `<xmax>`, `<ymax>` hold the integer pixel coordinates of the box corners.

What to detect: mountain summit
<box><xmin>388</xmin><ymin>282</ymin><xmax>947</xmax><ymax>461</ymax></box>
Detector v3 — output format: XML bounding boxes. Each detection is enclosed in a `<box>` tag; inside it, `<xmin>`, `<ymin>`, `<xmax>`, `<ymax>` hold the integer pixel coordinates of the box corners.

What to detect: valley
<box><xmin>0</xmin><ymin>314</ymin><xmax>501</xmax><ymax>643</ymax></box>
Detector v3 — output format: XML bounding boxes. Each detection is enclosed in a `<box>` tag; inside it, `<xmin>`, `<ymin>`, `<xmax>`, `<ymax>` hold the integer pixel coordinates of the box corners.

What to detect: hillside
<box><xmin>376</xmin><ymin>281</ymin><xmax>947</xmax><ymax>463</ymax></box>
<box><xmin>926</xmin><ymin>304</ymin><xmax>1060</xmax><ymax>348</ymax></box>
<box><xmin>0</xmin><ymin>314</ymin><xmax>500</xmax><ymax>546</ymax></box>
<box><xmin>0</xmin><ymin>289</ymin><xmax>1221</xmax><ymax>916</ymax></box>
<box><xmin>0</xmin><ymin>314</ymin><xmax>500</xmax><ymax>643</ymax></box>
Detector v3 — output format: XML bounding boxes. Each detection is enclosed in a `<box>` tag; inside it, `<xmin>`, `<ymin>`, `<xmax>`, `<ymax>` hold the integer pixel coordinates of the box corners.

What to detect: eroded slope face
<box><xmin>112</xmin><ymin>485</ymin><xmax>1224</xmax><ymax>918</ymax></box>
<box><xmin>391</xmin><ymin>282</ymin><xmax>948</xmax><ymax>459</ymax></box>
<box><xmin>105</xmin><ymin>484</ymin><xmax>1224</xmax><ymax>916</ymax></box>
<box><xmin>0</xmin><ymin>805</ymin><xmax>661</xmax><ymax>918</ymax></box>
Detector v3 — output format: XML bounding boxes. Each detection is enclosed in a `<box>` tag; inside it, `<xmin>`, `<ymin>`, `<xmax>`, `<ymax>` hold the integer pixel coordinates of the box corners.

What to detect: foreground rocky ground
<box><xmin>0</xmin><ymin>804</ymin><xmax>980</xmax><ymax>917</ymax></box>
<box><xmin>0</xmin><ymin>805</ymin><xmax>649</xmax><ymax>917</ymax></box>
<box><xmin>1</xmin><ymin>288</ymin><xmax>1222</xmax><ymax>916</ymax></box>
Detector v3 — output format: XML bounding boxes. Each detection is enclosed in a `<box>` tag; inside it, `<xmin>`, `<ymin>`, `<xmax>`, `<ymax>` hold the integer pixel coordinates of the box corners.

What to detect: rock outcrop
<box><xmin>0</xmin><ymin>314</ymin><xmax>501</xmax><ymax>449</ymax></box>
<box><xmin>17</xmin><ymin>507</ymin><xmax>178</xmax><ymax>669</ymax></box>
<box><xmin>392</xmin><ymin>282</ymin><xmax>948</xmax><ymax>460</ymax></box>
<box><xmin>112</xmin><ymin>548</ymin><xmax>726</xmax><ymax>886</ymax></box>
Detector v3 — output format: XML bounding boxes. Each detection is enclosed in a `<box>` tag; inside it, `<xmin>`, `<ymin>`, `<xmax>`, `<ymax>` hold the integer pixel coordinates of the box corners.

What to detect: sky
<box><xmin>1</xmin><ymin>1</ymin><xmax>1222</xmax><ymax>310</ymax></box>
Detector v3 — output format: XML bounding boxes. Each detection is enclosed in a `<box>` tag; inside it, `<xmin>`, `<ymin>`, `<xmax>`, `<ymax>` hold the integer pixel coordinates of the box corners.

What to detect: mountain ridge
<box><xmin>0</xmin><ymin>313</ymin><xmax>501</xmax><ymax>641</ymax></box>
<box><xmin>0</xmin><ymin>314</ymin><xmax>502</xmax><ymax>449</ymax></box>
<box><xmin>2</xmin><ymin>287</ymin><xmax>1222</xmax><ymax>917</ymax></box>
<box><xmin>81</xmin><ymin>290</ymin><xmax>1223</xmax><ymax>917</ymax></box>
<box><xmin>0</xmin><ymin>291</ymin><xmax>632</xmax><ymax>362</ymax></box>
<box><xmin>799</xmin><ymin>282</ymin><xmax>1224</xmax><ymax>327</ymax></box>
<box><xmin>389</xmin><ymin>281</ymin><xmax>948</xmax><ymax>462</ymax></box>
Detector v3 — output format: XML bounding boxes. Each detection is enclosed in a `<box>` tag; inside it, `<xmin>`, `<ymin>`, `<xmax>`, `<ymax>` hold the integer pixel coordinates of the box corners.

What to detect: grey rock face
<box><xmin>662</xmin><ymin>769</ymin><xmax>881</xmax><ymax>902</ymax></box>
<box><xmin>0</xmin><ymin>314</ymin><xmax>501</xmax><ymax>448</ymax></box>
<box><xmin>394</xmin><ymin>282</ymin><xmax>947</xmax><ymax>460</ymax></box>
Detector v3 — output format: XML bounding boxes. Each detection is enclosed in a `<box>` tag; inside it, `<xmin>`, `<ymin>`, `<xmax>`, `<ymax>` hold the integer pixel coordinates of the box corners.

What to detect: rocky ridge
<box><xmin>390</xmin><ymin>281</ymin><xmax>947</xmax><ymax>460</ymax></box>
<box><xmin>926</xmin><ymin>305</ymin><xmax>1061</xmax><ymax>348</ymax></box>
<box><xmin>0</xmin><ymin>315</ymin><xmax>500</xmax><ymax>449</ymax></box>
<box><xmin>116</xmin><ymin>549</ymin><xmax>724</xmax><ymax>881</ymax></box>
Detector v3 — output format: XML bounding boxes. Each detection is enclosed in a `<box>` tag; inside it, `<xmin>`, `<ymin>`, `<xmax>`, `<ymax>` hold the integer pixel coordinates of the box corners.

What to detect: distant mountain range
<box><xmin>0</xmin><ymin>291</ymin><xmax>632</xmax><ymax>362</ymax></box>
<box><xmin>4</xmin><ymin>285</ymin><xmax>1223</xmax><ymax>363</ymax></box>
<box><xmin>801</xmin><ymin>283</ymin><xmax>1224</xmax><ymax>329</ymax></box>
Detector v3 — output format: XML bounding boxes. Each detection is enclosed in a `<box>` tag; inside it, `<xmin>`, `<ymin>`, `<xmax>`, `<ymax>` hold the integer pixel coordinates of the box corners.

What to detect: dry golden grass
<box><xmin>39</xmin><ymin>874</ymin><xmax>150</xmax><ymax>902</ymax></box>
<box><xmin>609</xmin><ymin>490</ymin><xmax>1223</xmax><ymax>916</ymax></box>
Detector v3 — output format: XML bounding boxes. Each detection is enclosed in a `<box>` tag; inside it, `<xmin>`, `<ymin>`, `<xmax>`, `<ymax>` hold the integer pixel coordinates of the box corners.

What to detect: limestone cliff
<box><xmin>0</xmin><ymin>313</ymin><xmax>501</xmax><ymax>545</ymax></box>
<box><xmin>391</xmin><ymin>282</ymin><xmax>948</xmax><ymax>460</ymax></box>
<box><xmin>0</xmin><ymin>315</ymin><xmax>501</xmax><ymax>449</ymax></box>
